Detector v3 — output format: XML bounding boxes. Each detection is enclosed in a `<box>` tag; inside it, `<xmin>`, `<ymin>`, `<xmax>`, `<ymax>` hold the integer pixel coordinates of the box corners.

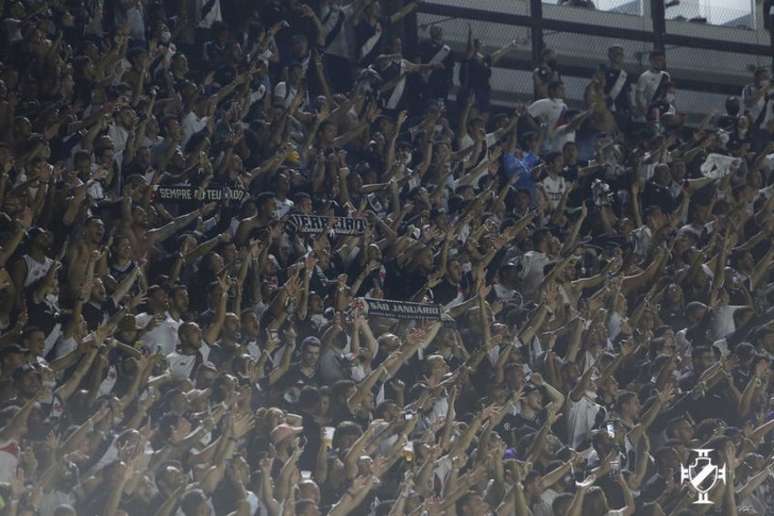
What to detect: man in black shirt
<box><xmin>603</xmin><ymin>46</ymin><xmax>633</xmax><ymax>131</ymax></box>
<box><xmin>280</xmin><ymin>336</ymin><xmax>322</xmax><ymax>392</ymax></box>
<box><xmin>676</xmin><ymin>345</ymin><xmax>738</xmax><ymax>425</ymax></box>
<box><xmin>417</xmin><ymin>26</ymin><xmax>455</xmax><ymax>104</ymax></box>
<box><xmin>431</xmin><ymin>257</ymin><xmax>469</xmax><ymax>306</ymax></box>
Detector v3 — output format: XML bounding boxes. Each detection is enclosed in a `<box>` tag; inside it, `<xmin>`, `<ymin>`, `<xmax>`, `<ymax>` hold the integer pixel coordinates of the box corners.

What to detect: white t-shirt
<box><xmin>520</xmin><ymin>251</ymin><xmax>551</xmax><ymax>296</ymax></box>
<box><xmin>431</xmin><ymin>391</ymin><xmax>449</xmax><ymax>424</ymax></box>
<box><xmin>637</xmin><ymin>69</ymin><xmax>669</xmax><ymax>108</ymax></box>
<box><xmin>22</xmin><ymin>254</ymin><xmax>53</xmax><ymax>287</ymax></box>
<box><xmin>541</xmin><ymin>175</ymin><xmax>566</xmax><ymax>210</ymax></box>
<box><xmin>125</xmin><ymin>6</ymin><xmax>145</xmax><ymax>41</ymax></box>
<box><xmin>0</xmin><ymin>440</ymin><xmax>19</xmax><ymax>483</ymax></box>
<box><xmin>53</xmin><ymin>336</ymin><xmax>78</xmax><ymax>360</ymax></box>
<box><xmin>97</xmin><ymin>364</ymin><xmax>118</xmax><ymax>397</ymax></box>
<box><xmin>532</xmin><ymin>496</ymin><xmax>553</xmax><ymax>516</ymax></box>
<box><xmin>107</xmin><ymin>123</ymin><xmax>129</xmax><ymax>169</ymax></box>
<box><xmin>181</xmin><ymin>111</ymin><xmax>208</xmax><ymax>148</ymax></box>
<box><xmin>276</xmin><ymin>198</ymin><xmax>295</xmax><ymax>218</ymax></box>
<box><xmin>166</xmin><ymin>344</ymin><xmax>210</xmax><ymax>379</ymax></box>
<box><xmin>566</xmin><ymin>391</ymin><xmax>603</xmax><ymax>448</ymax></box>
<box><xmin>608</xmin><ymin>311</ymin><xmax>624</xmax><ymax>342</ymax></box>
<box><xmin>136</xmin><ymin>312</ymin><xmax>182</xmax><ymax>356</ymax></box>
<box><xmin>712</xmin><ymin>305</ymin><xmax>744</xmax><ymax>340</ymax></box>
<box><xmin>631</xmin><ymin>226</ymin><xmax>652</xmax><ymax>259</ymax></box>
<box><xmin>273</xmin><ymin>82</ymin><xmax>298</xmax><ymax>109</ymax></box>
<box><xmin>528</xmin><ymin>98</ymin><xmax>567</xmax><ymax>131</ymax></box>
<box><xmin>40</xmin><ymin>489</ymin><xmax>77</xmax><ymax>516</ymax></box>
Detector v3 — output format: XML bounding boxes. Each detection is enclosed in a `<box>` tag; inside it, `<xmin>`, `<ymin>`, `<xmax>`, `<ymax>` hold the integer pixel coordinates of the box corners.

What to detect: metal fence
<box><xmin>410</xmin><ymin>0</ymin><xmax>772</xmax><ymax>119</ymax></box>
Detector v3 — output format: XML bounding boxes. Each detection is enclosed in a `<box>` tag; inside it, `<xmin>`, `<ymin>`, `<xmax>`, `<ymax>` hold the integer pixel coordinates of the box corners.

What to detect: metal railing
<box><xmin>408</xmin><ymin>0</ymin><xmax>773</xmax><ymax>117</ymax></box>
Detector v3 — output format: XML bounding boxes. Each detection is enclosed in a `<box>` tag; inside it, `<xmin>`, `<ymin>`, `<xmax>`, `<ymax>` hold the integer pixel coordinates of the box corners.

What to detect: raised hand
<box><xmin>232</xmin><ymin>412</ymin><xmax>255</xmax><ymax>439</ymax></box>
<box><xmin>657</xmin><ymin>384</ymin><xmax>675</xmax><ymax>404</ymax></box>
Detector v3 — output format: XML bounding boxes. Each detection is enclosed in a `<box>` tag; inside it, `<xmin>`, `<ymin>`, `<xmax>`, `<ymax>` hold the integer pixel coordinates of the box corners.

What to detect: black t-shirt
<box><xmin>355</xmin><ymin>17</ymin><xmax>388</xmax><ymax>65</ymax></box>
<box><xmin>394</xmin><ymin>266</ymin><xmax>428</xmax><ymax>301</ymax></box>
<box><xmin>83</xmin><ymin>299</ymin><xmax>119</xmax><ymax>331</ymax></box>
<box><xmin>208</xmin><ymin>343</ymin><xmax>240</xmax><ymax>373</ymax></box>
<box><xmin>643</xmin><ymin>180</ymin><xmax>678</xmax><ymax>214</ymax></box>
<box><xmin>603</xmin><ymin>66</ymin><xmax>632</xmax><ymax>112</ymax></box>
<box><xmin>496</xmin><ymin>409</ymin><xmax>546</xmax><ymax>447</ymax></box>
<box><xmin>677</xmin><ymin>372</ymin><xmax>738</xmax><ymax>425</ymax></box>
<box><xmin>279</xmin><ymin>363</ymin><xmax>321</xmax><ymax>392</ymax></box>
<box><xmin>534</xmin><ymin>64</ymin><xmax>561</xmax><ymax>86</ymax></box>
<box><xmin>432</xmin><ymin>278</ymin><xmax>462</xmax><ymax>306</ymax></box>
<box><xmin>299</xmin><ymin>411</ymin><xmax>322</xmax><ymax>471</ymax></box>
<box><xmin>26</xmin><ymin>296</ymin><xmax>60</xmax><ymax>342</ymax></box>
<box><xmin>261</xmin><ymin>1</ymin><xmax>319</xmax><ymax>60</ymax></box>
<box><xmin>417</xmin><ymin>39</ymin><xmax>455</xmax><ymax>95</ymax></box>
<box><xmin>459</xmin><ymin>54</ymin><xmax>492</xmax><ymax>92</ymax></box>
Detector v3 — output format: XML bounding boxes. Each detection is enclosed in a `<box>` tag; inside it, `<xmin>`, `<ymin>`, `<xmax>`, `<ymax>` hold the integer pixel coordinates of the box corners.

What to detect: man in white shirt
<box><xmin>563</xmin><ymin>361</ymin><xmax>604</xmax><ymax>449</ymax></box>
<box><xmin>520</xmin><ymin>229</ymin><xmax>560</xmax><ymax>299</ymax></box>
<box><xmin>528</xmin><ymin>81</ymin><xmax>569</xmax><ymax>153</ymax></box>
<box><xmin>540</xmin><ymin>152</ymin><xmax>567</xmax><ymax>210</ymax></box>
<box><xmin>631</xmin><ymin>205</ymin><xmax>667</xmax><ymax>260</ymax></box>
<box><xmin>107</xmin><ymin>106</ymin><xmax>136</xmax><ymax>170</ymax></box>
<box><xmin>273</xmin><ymin>63</ymin><xmax>304</xmax><ymax>109</ymax></box>
<box><xmin>636</xmin><ymin>50</ymin><xmax>670</xmax><ymax>119</ymax></box>
<box><xmin>166</xmin><ymin>322</ymin><xmax>211</xmax><ymax>380</ymax></box>
<box><xmin>135</xmin><ymin>285</ymin><xmax>181</xmax><ymax>356</ymax></box>
<box><xmin>136</xmin><ymin>311</ymin><xmax>181</xmax><ymax>356</ymax></box>
<box><xmin>181</xmin><ymin>109</ymin><xmax>208</xmax><ymax>148</ymax></box>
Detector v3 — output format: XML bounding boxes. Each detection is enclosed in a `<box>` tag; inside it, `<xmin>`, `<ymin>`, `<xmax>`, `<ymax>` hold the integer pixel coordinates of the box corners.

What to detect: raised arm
<box><xmin>389</xmin><ymin>1</ymin><xmax>419</xmax><ymax>24</ymax></box>
<box><xmin>147</xmin><ymin>203</ymin><xmax>216</xmax><ymax>244</ymax></box>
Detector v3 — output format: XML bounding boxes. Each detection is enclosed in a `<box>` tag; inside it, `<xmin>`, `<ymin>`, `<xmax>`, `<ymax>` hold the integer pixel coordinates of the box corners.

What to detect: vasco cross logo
<box><xmin>680</xmin><ymin>449</ymin><xmax>726</xmax><ymax>505</ymax></box>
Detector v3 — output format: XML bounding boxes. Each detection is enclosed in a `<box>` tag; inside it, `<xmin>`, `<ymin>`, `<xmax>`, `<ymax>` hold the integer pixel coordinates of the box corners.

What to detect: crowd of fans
<box><xmin>0</xmin><ymin>0</ymin><xmax>772</xmax><ymax>515</ymax></box>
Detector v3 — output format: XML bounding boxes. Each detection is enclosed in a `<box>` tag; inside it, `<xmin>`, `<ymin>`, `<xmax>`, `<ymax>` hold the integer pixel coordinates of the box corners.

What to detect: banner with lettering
<box><xmin>155</xmin><ymin>185</ymin><xmax>249</xmax><ymax>203</ymax></box>
<box><xmin>287</xmin><ymin>214</ymin><xmax>367</xmax><ymax>236</ymax></box>
<box><xmin>356</xmin><ymin>298</ymin><xmax>443</xmax><ymax>321</ymax></box>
